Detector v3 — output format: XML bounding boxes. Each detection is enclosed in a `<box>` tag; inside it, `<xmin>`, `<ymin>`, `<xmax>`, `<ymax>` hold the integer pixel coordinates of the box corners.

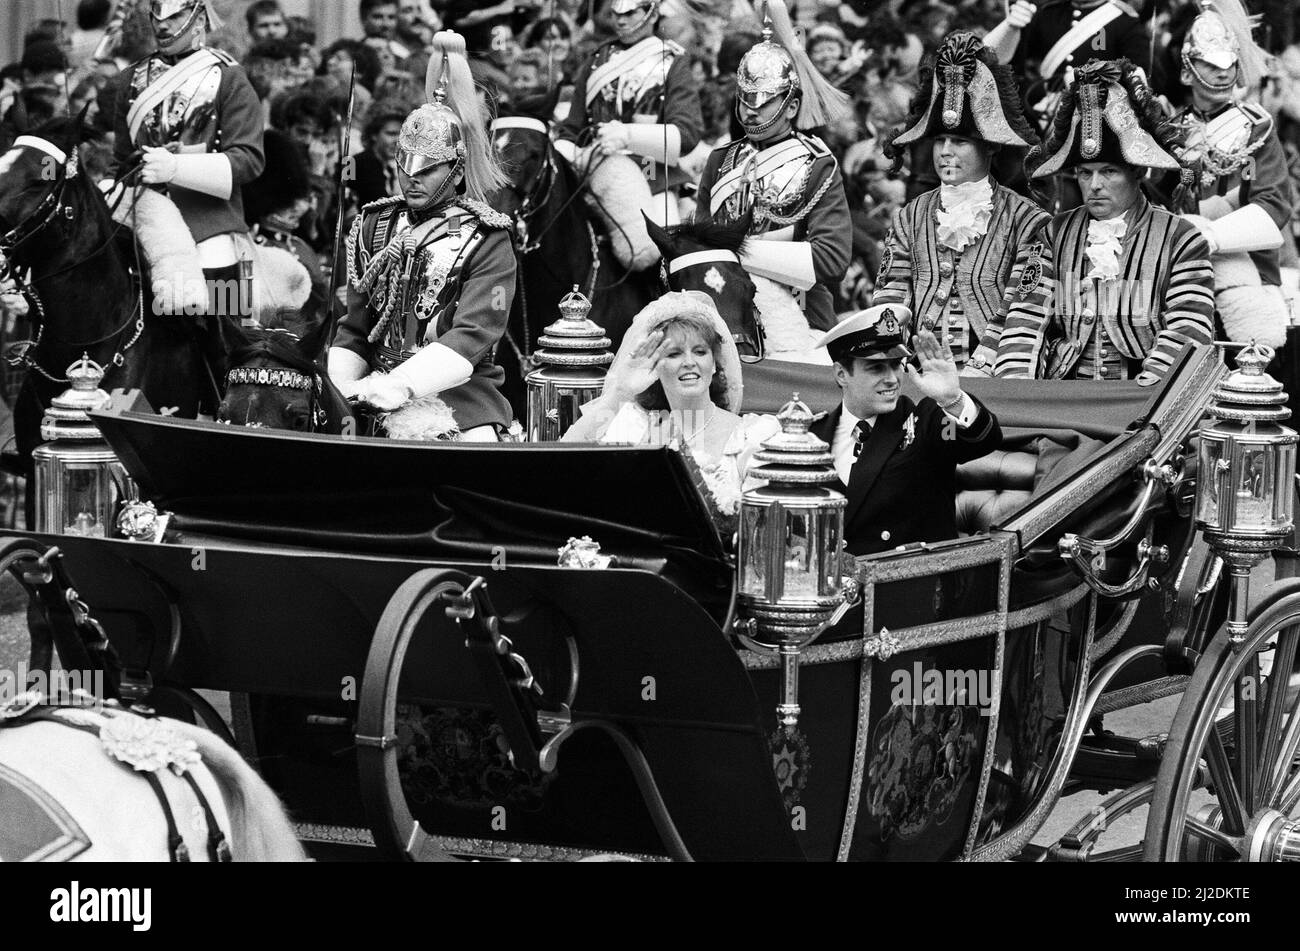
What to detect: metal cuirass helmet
<box><xmin>396</xmin><ymin>99</ymin><xmax>465</xmax><ymax>177</ymax></box>
<box><xmin>1184</xmin><ymin>7</ymin><xmax>1240</xmax><ymax>71</ymax></box>
<box><xmin>737</xmin><ymin>24</ymin><xmax>799</xmax><ymax>111</ymax></box>
<box><xmin>150</xmin><ymin>0</ymin><xmax>222</xmax><ymax>40</ymax></box>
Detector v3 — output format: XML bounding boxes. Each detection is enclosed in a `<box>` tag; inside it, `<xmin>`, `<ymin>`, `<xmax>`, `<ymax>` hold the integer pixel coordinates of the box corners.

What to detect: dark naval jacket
<box><xmin>810</xmin><ymin>394</ymin><xmax>1002</xmax><ymax>557</ymax></box>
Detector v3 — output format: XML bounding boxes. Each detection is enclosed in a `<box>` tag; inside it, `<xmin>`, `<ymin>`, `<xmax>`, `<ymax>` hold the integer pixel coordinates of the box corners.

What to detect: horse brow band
<box><xmin>12</xmin><ymin>136</ymin><xmax>67</xmax><ymax>166</ymax></box>
<box><xmin>667</xmin><ymin>250</ymin><xmax>741</xmax><ymax>274</ymax></box>
<box><xmin>491</xmin><ymin>117</ymin><xmax>549</xmax><ymax>135</ymax></box>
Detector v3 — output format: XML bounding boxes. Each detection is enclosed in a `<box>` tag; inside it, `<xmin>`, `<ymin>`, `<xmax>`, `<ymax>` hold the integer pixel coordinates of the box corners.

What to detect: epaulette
<box><xmin>663</xmin><ymin>39</ymin><xmax>686</xmax><ymax>58</ymax></box>
<box><xmin>458</xmin><ymin>198</ymin><xmax>512</xmax><ymax>229</ymax></box>
<box><xmin>1240</xmin><ymin>101</ymin><xmax>1274</xmax><ymax>129</ymax></box>
<box><xmin>795</xmin><ymin>132</ymin><xmax>832</xmax><ymax>159</ymax></box>
<box><xmin>209</xmin><ymin>48</ymin><xmax>238</xmax><ymax>68</ymax></box>
<box><xmin>361</xmin><ymin>196</ymin><xmax>405</xmax><ymax>214</ymax></box>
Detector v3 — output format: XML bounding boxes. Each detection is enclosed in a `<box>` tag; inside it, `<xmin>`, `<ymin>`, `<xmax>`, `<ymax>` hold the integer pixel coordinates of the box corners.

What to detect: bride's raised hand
<box><xmin>612</xmin><ymin>328</ymin><xmax>670</xmax><ymax>401</ymax></box>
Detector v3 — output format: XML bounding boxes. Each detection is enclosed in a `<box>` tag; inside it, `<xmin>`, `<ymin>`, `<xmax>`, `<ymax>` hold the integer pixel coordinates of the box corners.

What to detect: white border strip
<box><xmin>12</xmin><ymin>135</ymin><xmax>66</xmax><ymax>165</ymax></box>
<box><xmin>491</xmin><ymin>117</ymin><xmax>549</xmax><ymax>135</ymax></box>
<box><xmin>667</xmin><ymin>250</ymin><xmax>740</xmax><ymax>274</ymax></box>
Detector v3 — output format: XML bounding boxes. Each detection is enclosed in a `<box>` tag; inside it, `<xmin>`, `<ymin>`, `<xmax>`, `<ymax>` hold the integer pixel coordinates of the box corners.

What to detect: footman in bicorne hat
<box><xmin>809</xmin><ymin>304</ymin><xmax>1001</xmax><ymax>557</ymax></box>
<box><xmin>994</xmin><ymin>59</ymin><xmax>1215</xmax><ymax>382</ymax></box>
<box><xmin>876</xmin><ymin>32</ymin><xmax>1051</xmax><ymax>376</ymax></box>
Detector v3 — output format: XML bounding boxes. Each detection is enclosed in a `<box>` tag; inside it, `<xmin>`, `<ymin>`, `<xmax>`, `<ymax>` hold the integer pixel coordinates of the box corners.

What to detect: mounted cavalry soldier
<box><xmin>110</xmin><ymin>0</ymin><xmax>266</xmax><ymax>319</ymax></box>
<box><xmin>874</xmin><ymin>32</ymin><xmax>1049</xmax><ymax>375</ymax></box>
<box><xmin>1163</xmin><ymin>0</ymin><xmax>1293</xmax><ymax>347</ymax></box>
<box><xmin>328</xmin><ymin>32</ymin><xmax>515</xmax><ymax>443</ymax></box>
<box><xmin>694</xmin><ymin>0</ymin><xmax>853</xmax><ymax>339</ymax></box>
<box><xmin>554</xmin><ymin>0</ymin><xmax>702</xmax><ymax>271</ymax></box>
<box><xmin>994</xmin><ymin>59</ymin><xmax>1215</xmax><ymax>382</ymax></box>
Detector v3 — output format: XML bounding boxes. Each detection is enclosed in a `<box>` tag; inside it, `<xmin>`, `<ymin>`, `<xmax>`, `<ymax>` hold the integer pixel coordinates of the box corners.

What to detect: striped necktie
<box><xmin>853</xmin><ymin>420</ymin><xmax>872</xmax><ymax>458</ymax></box>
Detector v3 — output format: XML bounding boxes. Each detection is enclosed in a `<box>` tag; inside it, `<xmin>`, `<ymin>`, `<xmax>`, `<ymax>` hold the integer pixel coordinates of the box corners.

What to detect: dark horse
<box><xmin>219</xmin><ymin>320</ymin><xmax>352</xmax><ymax>434</ymax></box>
<box><xmin>487</xmin><ymin>114</ymin><xmax>659</xmax><ymax>415</ymax></box>
<box><xmin>645</xmin><ymin>212</ymin><xmax>764</xmax><ymax>361</ymax></box>
<box><xmin>0</xmin><ymin>117</ymin><xmax>229</xmax><ymax>480</ymax></box>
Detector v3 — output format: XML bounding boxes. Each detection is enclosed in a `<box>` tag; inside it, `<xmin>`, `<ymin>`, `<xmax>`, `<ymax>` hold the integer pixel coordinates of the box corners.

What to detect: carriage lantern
<box><xmin>1196</xmin><ymin>343</ymin><xmax>1298</xmax><ymax>646</ymax></box>
<box><xmin>735</xmin><ymin>395</ymin><xmax>857</xmax><ymax>728</ymax></box>
<box><xmin>31</xmin><ymin>354</ymin><xmax>137</xmax><ymax>538</ymax></box>
<box><xmin>525</xmin><ymin>286</ymin><xmax>613</xmax><ymax>441</ymax></box>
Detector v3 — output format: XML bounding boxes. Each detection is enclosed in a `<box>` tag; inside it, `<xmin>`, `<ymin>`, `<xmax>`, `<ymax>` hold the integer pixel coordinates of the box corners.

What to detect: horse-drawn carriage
<box><xmin>3</xmin><ymin>339</ymin><xmax>1300</xmax><ymax>863</ymax></box>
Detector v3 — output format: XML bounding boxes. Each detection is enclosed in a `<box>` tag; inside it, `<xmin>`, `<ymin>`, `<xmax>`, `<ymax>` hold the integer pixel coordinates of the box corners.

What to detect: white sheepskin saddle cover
<box><xmin>110</xmin><ymin>186</ymin><xmax>310</xmax><ymax>322</ymax></box>
<box><xmin>378</xmin><ymin>389</ymin><xmax>460</xmax><ymax>441</ymax></box>
<box><xmin>1213</xmin><ymin>252</ymin><xmax>1289</xmax><ymax>348</ymax></box>
<box><xmin>581</xmin><ymin>151</ymin><xmax>658</xmax><ymax>272</ymax></box>
<box><xmin>751</xmin><ymin>275</ymin><xmax>830</xmax><ymax>365</ymax></box>
<box><xmin>245</xmin><ymin>240</ymin><xmax>311</xmax><ymax>325</ymax></box>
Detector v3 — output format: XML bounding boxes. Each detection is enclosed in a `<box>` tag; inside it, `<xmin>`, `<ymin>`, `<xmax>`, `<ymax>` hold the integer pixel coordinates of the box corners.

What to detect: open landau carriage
<box><xmin>6</xmin><ymin>341</ymin><xmax>1300</xmax><ymax>863</ymax></box>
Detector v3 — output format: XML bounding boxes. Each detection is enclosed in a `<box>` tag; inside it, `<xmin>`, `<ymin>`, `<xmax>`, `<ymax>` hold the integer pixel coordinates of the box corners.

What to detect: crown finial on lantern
<box><xmin>776</xmin><ymin>393</ymin><xmax>814</xmax><ymax>435</ymax></box>
<box><xmin>557</xmin><ymin>285</ymin><xmax>593</xmax><ymax>323</ymax></box>
<box><xmin>67</xmin><ymin>353</ymin><xmax>105</xmax><ymax>392</ymax></box>
<box><xmin>1211</xmin><ymin>339</ymin><xmax>1289</xmax><ymax>424</ymax></box>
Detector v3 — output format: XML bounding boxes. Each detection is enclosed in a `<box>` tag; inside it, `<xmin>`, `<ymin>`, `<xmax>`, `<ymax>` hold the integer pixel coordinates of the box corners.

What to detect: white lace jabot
<box><xmin>1085</xmin><ymin>215</ymin><xmax>1128</xmax><ymax>283</ymax></box>
<box><xmin>936</xmin><ymin>177</ymin><xmax>994</xmax><ymax>253</ymax></box>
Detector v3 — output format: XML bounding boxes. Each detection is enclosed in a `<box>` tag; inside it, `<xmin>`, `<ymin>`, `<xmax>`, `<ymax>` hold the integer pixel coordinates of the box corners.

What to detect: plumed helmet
<box><xmin>736</xmin><ymin>6</ymin><xmax>799</xmax><ymax>110</ymax></box>
<box><xmin>149</xmin><ymin>0</ymin><xmax>223</xmax><ymax>33</ymax></box>
<box><xmin>735</xmin><ymin>0</ymin><xmax>850</xmax><ymax>131</ymax></box>
<box><xmin>404</xmin><ymin>30</ymin><xmax>507</xmax><ymax>202</ymax></box>
<box><xmin>610</xmin><ymin>0</ymin><xmax>658</xmax><ymax>16</ymax></box>
<box><xmin>1182</xmin><ymin>0</ymin><xmax>1269</xmax><ymax>90</ymax></box>
<box><xmin>396</xmin><ymin>97</ymin><xmax>465</xmax><ymax>176</ymax></box>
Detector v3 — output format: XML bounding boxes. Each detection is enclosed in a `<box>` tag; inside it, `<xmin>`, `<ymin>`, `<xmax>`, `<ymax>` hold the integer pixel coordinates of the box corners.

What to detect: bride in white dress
<box><xmin>563</xmin><ymin>291</ymin><xmax>779</xmax><ymax>517</ymax></box>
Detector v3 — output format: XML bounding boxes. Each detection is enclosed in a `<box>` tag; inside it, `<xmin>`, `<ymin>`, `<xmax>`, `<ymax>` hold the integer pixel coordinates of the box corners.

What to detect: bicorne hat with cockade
<box><xmin>1028</xmin><ymin>58</ymin><xmax>1186</xmax><ymax>179</ymax></box>
<box><xmin>890</xmin><ymin>32</ymin><xmax>1039</xmax><ymax>153</ymax></box>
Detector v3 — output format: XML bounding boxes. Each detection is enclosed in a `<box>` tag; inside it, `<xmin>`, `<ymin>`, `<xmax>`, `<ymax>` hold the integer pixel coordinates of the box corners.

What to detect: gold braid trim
<box><xmin>761</xmin><ymin>170</ymin><xmax>837</xmax><ymax>228</ymax></box>
<box><xmin>457</xmin><ymin>198</ymin><xmax>511</xmax><ymax>229</ymax></box>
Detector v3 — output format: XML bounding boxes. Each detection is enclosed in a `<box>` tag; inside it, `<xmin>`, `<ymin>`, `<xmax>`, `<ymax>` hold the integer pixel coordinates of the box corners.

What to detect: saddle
<box><xmin>108</xmin><ymin>185</ymin><xmax>311</xmax><ymax>322</ymax></box>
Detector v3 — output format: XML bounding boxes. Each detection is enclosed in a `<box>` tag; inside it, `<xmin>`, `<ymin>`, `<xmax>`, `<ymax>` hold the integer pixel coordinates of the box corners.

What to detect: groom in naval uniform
<box><xmin>810</xmin><ymin>305</ymin><xmax>1001</xmax><ymax>557</ymax></box>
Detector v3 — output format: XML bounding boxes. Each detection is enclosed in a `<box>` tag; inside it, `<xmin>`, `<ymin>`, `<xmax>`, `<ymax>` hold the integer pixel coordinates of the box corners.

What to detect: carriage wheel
<box><xmin>1144</xmin><ymin>579</ymin><xmax>1300</xmax><ymax>861</ymax></box>
<box><xmin>355</xmin><ymin>568</ymin><xmax>470</xmax><ymax>862</ymax></box>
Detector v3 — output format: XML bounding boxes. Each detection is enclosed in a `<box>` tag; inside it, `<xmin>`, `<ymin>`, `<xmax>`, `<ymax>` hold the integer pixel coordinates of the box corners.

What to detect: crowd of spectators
<box><xmin>3</xmin><ymin>0</ymin><xmax>1299</xmax><ymax>313</ymax></box>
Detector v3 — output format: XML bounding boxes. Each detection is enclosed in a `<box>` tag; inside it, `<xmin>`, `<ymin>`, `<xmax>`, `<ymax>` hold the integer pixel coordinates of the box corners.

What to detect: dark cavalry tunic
<box><xmin>556</xmin><ymin>36</ymin><xmax>703</xmax><ymax>193</ymax></box>
<box><xmin>695</xmin><ymin>132</ymin><xmax>852</xmax><ymax>333</ymax></box>
<box><xmin>334</xmin><ymin>197</ymin><xmax>515</xmax><ymax>432</ymax></box>
<box><xmin>111</xmin><ymin>47</ymin><xmax>265</xmax><ymax>244</ymax></box>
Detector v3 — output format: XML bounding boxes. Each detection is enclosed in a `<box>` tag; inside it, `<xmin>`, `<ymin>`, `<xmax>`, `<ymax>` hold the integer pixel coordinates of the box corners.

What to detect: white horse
<box><xmin>0</xmin><ymin>699</ymin><xmax>306</xmax><ymax>862</ymax></box>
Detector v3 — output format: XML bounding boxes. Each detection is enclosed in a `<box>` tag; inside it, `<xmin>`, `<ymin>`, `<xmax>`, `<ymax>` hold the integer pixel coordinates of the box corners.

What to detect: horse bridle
<box><xmin>491</xmin><ymin>118</ymin><xmax>557</xmax><ymax>254</ymax></box>
<box><xmin>1</xmin><ymin>136</ymin><xmax>148</xmax><ymax>383</ymax></box>
<box><xmin>0</xmin><ymin>137</ymin><xmax>79</xmax><ymax>258</ymax></box>
<box><xmin>224</xmin><ymin>343</ymin><xmax>329</xmax><ymax>432</ymax></box>
<box><xmin>663</xmin><ymin>248</ymin><xmax>766</xmax><ymax>362</ymax></box>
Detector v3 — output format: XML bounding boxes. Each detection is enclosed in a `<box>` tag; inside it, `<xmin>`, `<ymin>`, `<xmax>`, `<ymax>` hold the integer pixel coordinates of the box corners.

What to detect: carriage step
<box><xmin>305</xmin><ymin>715</ymin><xmax>352</xmax><ymax>729</ymax></box>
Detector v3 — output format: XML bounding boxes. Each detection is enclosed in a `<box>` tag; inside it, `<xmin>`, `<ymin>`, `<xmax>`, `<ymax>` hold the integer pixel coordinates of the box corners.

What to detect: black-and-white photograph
<box><xmin>0</xmin><ymin>0</ymin><xmax>1295</xmax><ymax>914</ymax></box>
